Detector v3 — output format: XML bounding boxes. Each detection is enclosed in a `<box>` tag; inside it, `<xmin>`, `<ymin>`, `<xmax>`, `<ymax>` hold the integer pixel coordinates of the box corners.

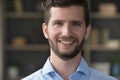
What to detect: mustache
<box><xmin>58</xmin><ymin>36</ymin><xmax>76</xmax><ymax>40</ymax></box>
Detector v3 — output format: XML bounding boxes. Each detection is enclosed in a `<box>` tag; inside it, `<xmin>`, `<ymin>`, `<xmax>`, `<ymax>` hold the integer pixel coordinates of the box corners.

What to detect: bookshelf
<box><xmin>92</xmin><ymin>12</ymin><xmax>120</xmax><ymax>19</ymax></box>
<box><xmin>0</xmin><ymin>0</ymin><xmax>4</xmax><ymax>80</ymax></box>
<box><xmin>3</xmin><ymin>0</ymin><xmax>50</xmax><ymax>80</ymax></box>
<box><xmin>1</xmin><ymin>0</ymin><xmax>120</xmax><ymax>80</ymax></box>
<box><xmin>6</xmin><ymin>12</ymin><xmax>43</xmax><ymax>19</ymax></box>
<box><xmin>6</xmin><ymin>44</ymin><xmax>49</xmax><ymax>51</ymax></box>
<box><xmin>90</xmin><ymin>0</ymin><xmax>120</xmax><ymax>79</ymax></box>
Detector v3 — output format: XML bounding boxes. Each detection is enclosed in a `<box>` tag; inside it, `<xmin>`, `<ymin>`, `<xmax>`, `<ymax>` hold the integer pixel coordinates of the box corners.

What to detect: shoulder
<box><xmin>89</xmin><ymin>68</ymin><xmax>118</xmax><ymax>80</ymax></box>
<box><xmin>21</xmin><ymin>69</ymin><xmax>42</xmax><ymax>80</ymax></box>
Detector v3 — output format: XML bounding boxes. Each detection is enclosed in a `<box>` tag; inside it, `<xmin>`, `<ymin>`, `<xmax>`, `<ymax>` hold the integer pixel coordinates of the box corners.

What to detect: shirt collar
<box><xmin>76</xmin><ymin>57</ymin><xmax>89</xmax><ymax>76</ymax></box>
<box><xmin>41</xmin><ymin>58</ymin><xmax>55</xmax><ymax>75</ymax></box>
<box><xmin>41</xmin><ymin>57</ymin><xmax>89</xmax><ymax>76</ymax></box>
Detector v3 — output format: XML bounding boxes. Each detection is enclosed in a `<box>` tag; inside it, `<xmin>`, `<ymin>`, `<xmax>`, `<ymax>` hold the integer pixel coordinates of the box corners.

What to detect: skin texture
<box><xmin>42</xmin><ymin>5</ymin><xmax>91</xmax><ymax>80</ymax></box>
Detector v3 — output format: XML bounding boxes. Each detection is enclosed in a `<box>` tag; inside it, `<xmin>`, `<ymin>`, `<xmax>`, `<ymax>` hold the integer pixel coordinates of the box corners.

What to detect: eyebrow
<box><xmin>52</xmin><ymin>20</ymin><xmax>83</xmax><ymax>23</ymax></box>
<box><xmin>52</xmin><ymin>20</ymin><xmax>65</xmax><ymax>23</ymax></box>
<box><xmin>71</xmin><ymin>20</ymin><xmax>83</xmax><ymax>23</ymax></box>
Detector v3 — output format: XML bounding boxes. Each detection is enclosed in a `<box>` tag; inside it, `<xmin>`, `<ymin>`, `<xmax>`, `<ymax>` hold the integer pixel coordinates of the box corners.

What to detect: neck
<box><xmin>50</xmin><ymin>52</ymin><xmax>82</xmax><ymax>80</ymax></box>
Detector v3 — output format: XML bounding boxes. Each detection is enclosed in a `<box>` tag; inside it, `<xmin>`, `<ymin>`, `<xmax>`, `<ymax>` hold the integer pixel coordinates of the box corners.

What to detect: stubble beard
<box><xmin>48</xmin><ymin>37</ymin><xmax>85</xmax><ymax>60</ymax></box>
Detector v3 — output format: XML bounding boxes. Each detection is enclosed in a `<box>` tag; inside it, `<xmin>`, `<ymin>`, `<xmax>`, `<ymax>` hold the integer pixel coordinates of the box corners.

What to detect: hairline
<box><xmin>45</xmin><ymin>5</ymin><xmax>87</xmax><ymax>24</ymax></box>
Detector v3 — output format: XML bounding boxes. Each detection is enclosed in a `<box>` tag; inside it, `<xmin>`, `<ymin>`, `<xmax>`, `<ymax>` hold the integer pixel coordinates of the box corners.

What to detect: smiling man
<box><xmin>22</xmin><ymin>0</ymin><xmax>118</xmax><ymax>80</ymax></box>
<box><xmin>45</xmin><ymin>6</ymin><xmax>87</xmax><ymax>61</ymax></box>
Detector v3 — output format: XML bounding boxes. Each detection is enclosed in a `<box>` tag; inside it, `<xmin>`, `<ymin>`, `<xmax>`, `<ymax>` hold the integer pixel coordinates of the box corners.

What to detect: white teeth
<box><xmin>60</xmin><ymin>41</ymin><xmax>74</xmax><ymax>44</ymax></box>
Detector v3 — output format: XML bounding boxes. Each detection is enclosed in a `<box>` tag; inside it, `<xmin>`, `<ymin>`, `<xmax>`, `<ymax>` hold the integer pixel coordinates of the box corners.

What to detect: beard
<box><xmin>48</xmin><ymin>36</ymin><xmax>85</xmax><ymax>60</ymax></box>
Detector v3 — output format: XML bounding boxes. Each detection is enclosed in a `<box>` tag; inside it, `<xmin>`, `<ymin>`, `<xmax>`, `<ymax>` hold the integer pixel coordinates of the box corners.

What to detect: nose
<box><xmin>62</xmin><ymin>24</ymin><xmax>72</xmax><ymax>36</ymax></box>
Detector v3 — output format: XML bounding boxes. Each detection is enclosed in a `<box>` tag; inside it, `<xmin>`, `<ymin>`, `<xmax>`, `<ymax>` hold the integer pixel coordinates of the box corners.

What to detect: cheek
<box><xmin>47</xmin><ymin>28</ymin><xmax>58</xmax><ymax>39</ymax></box>
<box><xmin>76</xmin><ymin>29</ymin><xmax>86</xmax><ymax>40</ymax></box>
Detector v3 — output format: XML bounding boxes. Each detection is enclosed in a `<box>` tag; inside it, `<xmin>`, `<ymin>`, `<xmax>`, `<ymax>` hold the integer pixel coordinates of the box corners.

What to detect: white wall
<box><xmin>0</xmin><ymin>0</ymin><xmax>4</xmax><ymax>79</ymax></box>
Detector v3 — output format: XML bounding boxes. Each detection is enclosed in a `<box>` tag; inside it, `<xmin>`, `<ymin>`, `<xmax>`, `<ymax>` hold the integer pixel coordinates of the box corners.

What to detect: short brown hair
<box><xmin>41</xmin><ymin>0</ymin><xmax>90</xmax><ymax>27</ymax></box>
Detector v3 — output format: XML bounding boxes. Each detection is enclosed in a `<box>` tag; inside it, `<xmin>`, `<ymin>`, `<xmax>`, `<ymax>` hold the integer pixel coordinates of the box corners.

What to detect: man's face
<box><xmin>42</xmin><ymin>5</ymin><xmax>91</xmax><ymax>60</ymax></box>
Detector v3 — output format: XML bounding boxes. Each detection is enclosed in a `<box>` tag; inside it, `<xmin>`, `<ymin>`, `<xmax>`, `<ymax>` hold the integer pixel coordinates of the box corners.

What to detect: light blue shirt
<box><xmin>22</xmin><ymin>57</ymin><xmax>118</xmax><ymax>80</ymax></box>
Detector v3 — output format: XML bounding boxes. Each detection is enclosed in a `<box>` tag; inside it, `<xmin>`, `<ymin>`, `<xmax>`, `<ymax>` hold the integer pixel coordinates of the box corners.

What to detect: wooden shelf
<box><xmin>6</xmin><ymin>44</ymin><xmax>49</xmax><ymax>51</ymax></box>
<box><xmin>91</xmin><ymin>12</ymin><xmax>120</xmax><ymax>19</ymax></box>
<box><xmin>89</xmin><ymin>45</ymin><xmax>120</xmax><ymax>51</ymax></box>
<box><xmin>6</xmin><ymin>12</ymin><xmax>43</xmax><ymax>19</ymax></box>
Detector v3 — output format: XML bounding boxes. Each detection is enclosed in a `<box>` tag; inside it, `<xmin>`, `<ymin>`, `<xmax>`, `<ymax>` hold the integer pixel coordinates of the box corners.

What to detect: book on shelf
<box><xmin>90</xmin><ymin>28</ymin><xmax>110</xmax><ymax>47</ymax></box>
<box><xmin>98</xmin><ymin>3</ymin><xmax>117</xmax><ymax>16</ymax></box>
<box><xmin>90</xmin><ymin>28</ymin><xmax>99</xmax><ymax>47</ymax></box>
<box><xmin>14</xmin><ymin>0</ymin><xmax>23</xmax><ymax>13</ymax></box>
<box><xmin>99</xmin><ymin>29</ymin><xmax>109</xmax><ymax>45</ymax></box>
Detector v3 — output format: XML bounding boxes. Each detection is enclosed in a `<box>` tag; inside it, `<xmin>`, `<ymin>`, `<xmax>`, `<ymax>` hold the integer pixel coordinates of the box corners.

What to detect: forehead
<box><xmin>49</xmin><ymin>5</ymin><xmax>85</xmax><ymax>21</ymax></box>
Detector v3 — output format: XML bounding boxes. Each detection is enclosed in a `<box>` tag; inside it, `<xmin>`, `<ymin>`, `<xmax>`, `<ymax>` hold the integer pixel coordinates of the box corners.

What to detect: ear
<box><xmin>85</xmin><ymin>24</ymin><xmax>91</xmax><ymax>40</ymax></box>
<box><xmin>42</xmin><ymin>23</ymin><xmax>48</xmax><ymax>39</ymax></box>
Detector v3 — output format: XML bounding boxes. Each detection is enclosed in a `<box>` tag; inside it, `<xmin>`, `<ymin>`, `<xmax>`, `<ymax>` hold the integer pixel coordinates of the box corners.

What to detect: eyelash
<box><xmin>54</xmin><ymin>22</ymin><xmax>63</xmax><ymax>26</ymax></box>
<box><xmin>72</xmin><ymin>22</ymin><xmax>81</xmax><ymax>26</ymax></box>
<box><xmin>53</xmin><ymin>22</ymin><xmax>81</xmax><ymax>27</ymax></box>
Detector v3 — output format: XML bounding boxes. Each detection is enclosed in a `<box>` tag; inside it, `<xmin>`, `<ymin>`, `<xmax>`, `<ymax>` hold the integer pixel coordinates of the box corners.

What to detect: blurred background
<box><xmin>0</xmin><ymin>0</ymin><xmax>120</xmax><ymax>80</ymax></box>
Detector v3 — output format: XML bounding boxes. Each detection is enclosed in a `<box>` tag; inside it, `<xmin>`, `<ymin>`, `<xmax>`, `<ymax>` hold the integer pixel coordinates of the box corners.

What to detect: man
<box><xmin>22</xmin><ymin>0</ymin><xmax>118</xmax><ymax>80</ymax></box>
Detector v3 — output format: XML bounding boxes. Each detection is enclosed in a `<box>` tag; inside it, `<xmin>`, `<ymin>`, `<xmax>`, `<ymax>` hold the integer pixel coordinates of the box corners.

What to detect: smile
<box><xmin>58</xmin><ymin>40</ymin><xmax>75</xmax><ymax>45</ymax></box>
